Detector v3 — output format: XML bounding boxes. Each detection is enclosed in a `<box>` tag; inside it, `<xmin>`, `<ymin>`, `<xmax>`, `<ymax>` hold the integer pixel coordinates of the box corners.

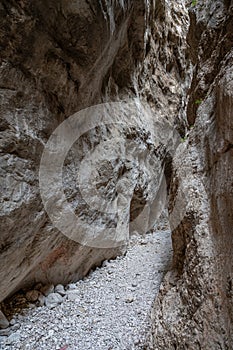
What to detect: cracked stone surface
<box><xmin>0</xmin><ymin>0</ymin><xmax>188</xmax><ymax>302</ymax></box>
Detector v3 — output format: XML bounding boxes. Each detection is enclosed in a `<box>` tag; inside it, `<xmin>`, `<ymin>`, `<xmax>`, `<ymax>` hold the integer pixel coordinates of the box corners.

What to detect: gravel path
<box><xmin>0</xmin><ymin>230</ymin><xmax>172</xmax><ymax>350</ymax></box>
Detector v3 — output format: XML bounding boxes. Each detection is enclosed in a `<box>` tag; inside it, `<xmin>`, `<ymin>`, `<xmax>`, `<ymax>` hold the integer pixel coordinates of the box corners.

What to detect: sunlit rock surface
<box><xmin>0</xmin><ymin>0</ymin><xmax>188</xmax><ymax>302</ymax></box>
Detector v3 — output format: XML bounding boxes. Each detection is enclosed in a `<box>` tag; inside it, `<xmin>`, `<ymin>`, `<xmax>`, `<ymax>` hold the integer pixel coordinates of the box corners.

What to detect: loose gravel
<box><xmin>0</xmin><ymin>230</ymin><xmax>172</xmax><ymax>350</ymax></box>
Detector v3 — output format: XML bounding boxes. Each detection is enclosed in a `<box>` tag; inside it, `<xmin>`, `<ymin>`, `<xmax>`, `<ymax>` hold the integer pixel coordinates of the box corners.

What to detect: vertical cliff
<box><xmin>150</xmin><ymin>1</ymin><xmax>233</xmax><ymax>348</ymax></box>
<box><xmin>0</xmin><ymin>0</ymin><xmax>188</xmax><ymax>302</ymax></box>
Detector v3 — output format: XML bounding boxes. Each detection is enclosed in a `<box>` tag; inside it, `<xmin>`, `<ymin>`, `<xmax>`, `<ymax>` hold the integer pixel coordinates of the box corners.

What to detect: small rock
<box><xmin>0</xmin><ymin>310</ymin><xmax>9</xmax><ymax>329</ymax></box>
<box><xmin>125</xmin><ymin>296</ymin><xmax>134</xmax><ymax>303</ymax></box>
<box><xmin>0</xmin><ymin>328</ymin><xmax>10</xmax><ymax>336</ymax></box>
<box><xmin>66</xmin><ymin>291</ymin><xmax>80</xmax><ymax>301</ymax></box>
<box><xmin>26</xmin><ymin>290</ymin><xmax>40</xmax><ymax>302</ymax></box>
<box><xmin>17</xmin><ymin>315</ymin><xmax>24</xmax><ymax>321</ymax></box>
<box><xmin>28</xmin><ymin>303</ymin><xmax>36</xmax><ymax>309</ymax></box>
<box><xmin>48</xmin><ymin>329</ymin><xmax>54</xmax><ymax>337</ymax></box>
<box><xmin>67</xmin><ymin>283</ymin><xmax>76</xmax><ymax>290</ymax></box>
<box><xmin>10</xmin><ymin>319</ymin><xmax>16</xmax><ymax>326</ymax></box>
<box><xmin>77</xmin><ymin>307</ymin><xmax>86</xmax><ymax>314</ymax></box>
<box><xmin>45</xmin><ymin>293</ymin><xmax>63</xmax><ymax>309</ymax></box>
<box><xmin>55</xmin><ymin>284</ymin><xmax>66</xmax><ymax>296</ymax></box>
<box><xmin>6</xmin><ymin>332</ymin><xmax>21</xmax><ymax>344</ymax></box>
<box><xmin>102</xmin><ymin>260</ymin><xmax>109</xmax><ymax>267</ymax></box>
<box><xmin>11</xmin><ymin>323</ymin><xmax>20</xmax><ymax>331</ymax></box>
<box><xmin>40</xmin><ymin>284</ymin><xmax>54</xmax><ymax>296</ymax></box>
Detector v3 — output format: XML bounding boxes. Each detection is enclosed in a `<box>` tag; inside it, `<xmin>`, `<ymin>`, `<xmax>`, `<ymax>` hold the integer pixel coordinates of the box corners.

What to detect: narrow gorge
<box><xmin>0</xmin><ymin>0</ymin><xmax>232</xmax><ymax>349</ymax></box>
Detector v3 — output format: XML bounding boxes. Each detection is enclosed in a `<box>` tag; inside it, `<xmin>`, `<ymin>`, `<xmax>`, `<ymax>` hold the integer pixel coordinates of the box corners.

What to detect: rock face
<box><xmin>150</xmin><ymin>1</ymin><xmax>233</xmax><ymax>348</ymax></box>
<box><xmin>0</xmin><ymin>0</ymin><xmax>188</xmax><ymax>302</ymax></box>
<box><xmin>1</xmin><ymin>0</ymin><xmax>232</xmax><ymax>346</ymax></box>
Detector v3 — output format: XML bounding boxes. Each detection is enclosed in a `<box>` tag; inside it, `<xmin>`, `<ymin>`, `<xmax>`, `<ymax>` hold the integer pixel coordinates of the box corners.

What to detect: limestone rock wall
<box><xmin>0</xmin><ymin>0</ymin><xmax>188</xmax><ymax>302</ymax></box>
<box><xmin>150</xmin><ymin>1</ymin><xmax>233</xmax><ymax>348</ymax></box>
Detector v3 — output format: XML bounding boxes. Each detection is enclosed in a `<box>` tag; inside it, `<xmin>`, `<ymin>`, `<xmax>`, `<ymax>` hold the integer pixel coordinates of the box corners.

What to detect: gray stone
<box><xmin>6</xmin><ymin>332</ymin><xmax>21</xmax><ymax>344</ymax></box>
<box><xmin>66</xmin><ymin>291</ymin><xmax>80</xmax><ymax>302</ymax></box>
<box><xmin>0</xmin><ymin>311</ymin><xmax>9</xmax><ymax>329</ymax></box>
<box><xmin>77</xmin><ymin>307</ymin><xmax>86</xmax><ymax>315</ymax></box>
<box><xmin>11</xmin><ymin>323</ymin><xmax>21</xmax><ymax>331</ymax></box>
<box><xmin>125</xmin><ymin>296</ymin><xmax>134</xmax><ymax>303</ymax></box>
<box><xmin>9</xmin><ymin>319</ymin><xmax>16</xmax><ymax>326</ymax></box>
<box><xmin>45</xmin><ymin>293</ymin><xmax>63</xmax><ymax>309</ymax></box>
<box><xmin>48</xmin><ymin>329</ymin><xmax>54</xmax><ymax>337</ymax></box>
<box><xmin>54</xmin><ymin>284</ymin><xmax>66</xmax><ymax>296</ymax></box>
<box><xmin>38</xmin><ymin>294</ymin><xmax>46</xmax><ymax>307</ymax></box>
<box><xmin>0</xmin><ymin>328</ymin><xmax>10</xmax><ymax>336</ymax></box>
<box><xmin>67</xmin><ymin>284</ymin><xmax>77</xmax><ymax>291</ymax></box>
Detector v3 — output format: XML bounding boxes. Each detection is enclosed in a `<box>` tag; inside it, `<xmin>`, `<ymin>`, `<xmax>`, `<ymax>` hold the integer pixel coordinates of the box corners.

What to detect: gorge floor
<box><xmin>0</xmin><ymin>230</ymin><xmax>172</xmax><ymax>350</ymax></box>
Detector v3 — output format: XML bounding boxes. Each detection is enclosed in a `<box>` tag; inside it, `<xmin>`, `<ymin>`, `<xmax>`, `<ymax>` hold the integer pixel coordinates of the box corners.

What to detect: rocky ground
<box><xmin>0</xmin><ymin>230</ymin><xmax>172</xmax><ymax>350</ymax></box>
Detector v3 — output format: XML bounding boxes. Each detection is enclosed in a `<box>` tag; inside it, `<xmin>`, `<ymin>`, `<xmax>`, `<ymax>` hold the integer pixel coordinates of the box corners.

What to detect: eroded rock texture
<box><xmin>0</xmin><ymin>0</ymin><xmax>188</xmax><ymax>302</ymax></box>
<box><xmin>150</xmin><ymin>1</ymin><xmax>233</xmax><ymax>348</ymax></box>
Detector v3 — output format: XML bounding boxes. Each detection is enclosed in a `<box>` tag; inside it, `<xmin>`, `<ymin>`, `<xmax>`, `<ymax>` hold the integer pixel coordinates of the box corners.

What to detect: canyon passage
<box><xmin>0</xmin><ymin>1</ymin><xmax>232</xmax><ymax>349</ymax></box>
